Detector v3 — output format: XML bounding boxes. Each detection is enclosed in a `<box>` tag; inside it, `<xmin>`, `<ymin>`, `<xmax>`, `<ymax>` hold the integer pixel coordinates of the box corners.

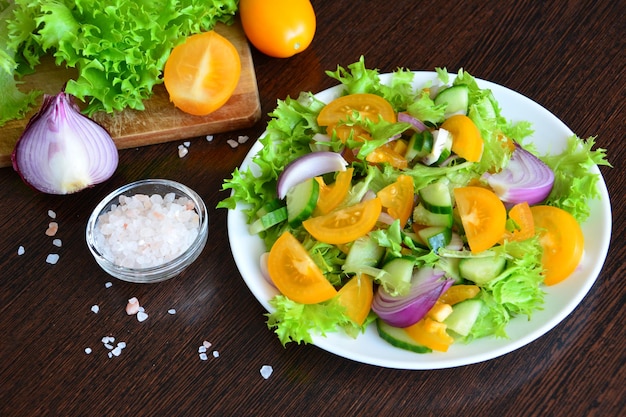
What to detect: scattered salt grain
<box><xmin>184</xmin><ymin>141</ymin><xmax>191</xmax><ymax>147</ymax></box>
<box><xmin>104</xmin><ymin>343</ymin><xmax>114</xmax><ymax>350</ymax></box>
<box><xmin>203</xmin><ymin>340</ymin><xmax>212</xmax><ymax>349</ymax></box>
<box><xmin>178</xmin><ymin>144</ymin><xmax>189</xmax><ymax>158</ymax></box>
<box><xmin>111</xmin><ymin>346</ymin><xmax>123</xmax><ymax>356</ymax></box>
<box><xmin>117</xmin><ymin>342</ymin><xmax>126</xmax><ymax>349</ymax></box>
<box><xmin>52</xmin><ymin>238</ymin><xmax>62</xmax><ymax>247</ymax></box>
<box><xmin>237</xmin><ymin>135</ymin><xmax>249</xmax><ymax>144</ymax></box>
<box><xmin>260</xmin><ymin>365</ymin><xmax>273</xmax><ymax>379</ymax></box>
<box><xmin>91</xmin><ymin>305</ymin><xmax>99</xmax><ymax>314</ymax></box>
<box><xmin>126</xmin><ymin>297</ymin><xmax>140</xmax><ymax>315</ymax></box>
<box><xmin>137</xmin><ymin>311</ymin><xmax>149</xmax><ymax>322</ymax></box>
<box><xmin>167</xmin><ymin>308</ymin><xmax>176</xmax><ymax>315</ymax></box>
<box><xmin>95</xmin><ymin>193</ymin><xmax>200</xmax><ymax>269</ymax></box>
<box><xmin>199</xmin><ymin>353</ymin><xmax>208</xmax><ymax>361</ymax></box>
<box><xmin>105</xmin><ymin>282</ymin><xmax>113</xmax><ymax>288</ymax></box>
<box><xmin>212</xmin><ymin>350</ymin><xmax>219</xmax><ymax>358</ymax></box>
<box><xmin>101</xmin><ymin>336</ymin><xmax>126</xmax><ymax>358</ymax></box>
<box><xmin>45</xmin><ymin>222</ymin><xmax>58</xmax><ymax>236</ymax></box>
<box><xmin>17</xmin><ymin>246</ymin><xmax>25</xmax><ymax>255</ymax></box>
<box><xmin>48</xmin><ymin>210</ymin><xmax>56</xmax><ymax>219</ymax></box>
<box><xmin>46</xmin><ymin>253</ymin><xmax>59</xmax><ymax>264</ymax></box>
<box><xmin>198</xmin><ymin>345</ymin><xmax>207</xmax><ymax>354</ymax></box>
<box><xmin>85</xmin><ymin>347</ymin><xmax>92</xmax><ymax>354</ymax></box>
<box><xmin>227</xmin><ymin>139</ymin><xmax>239</xmax><ymax>148</ymax></box>
<box><xmin>102</xmin><ymin>336</ymin><xmax>115</xmax><ymax>344</ymax></box>
<box><xmin>206</xmin><ymin>135</ymin><xmax>214</xmax><ymax>142</ymax></box>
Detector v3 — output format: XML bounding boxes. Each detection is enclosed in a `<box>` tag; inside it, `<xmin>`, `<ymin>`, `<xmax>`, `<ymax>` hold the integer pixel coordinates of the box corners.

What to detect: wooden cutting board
<box><xmin>0</xmin><ymin>20</ymin><xmax>261</xmax><ymax>168</ymax></box>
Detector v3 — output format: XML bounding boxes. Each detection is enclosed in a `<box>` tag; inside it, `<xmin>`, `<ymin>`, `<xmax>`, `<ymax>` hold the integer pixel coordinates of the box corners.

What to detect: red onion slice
<box><xmin>483</xmin><ymin>143</ymin><xmax>554</xmax><ymax>205</ymax></box>
<box><xmin>398</xmin><ymin>112</ymin><xmax>428</xmax><ymax>132</ymax></box>
<box><xmin>277</xmin><ymin>151</ymin><xmax>348</xmax><ymax>199</ymax></box>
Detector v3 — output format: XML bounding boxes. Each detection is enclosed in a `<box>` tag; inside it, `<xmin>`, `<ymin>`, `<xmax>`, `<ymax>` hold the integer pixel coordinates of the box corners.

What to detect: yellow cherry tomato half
<box><xmin>530</xmin><ymin>205</ymin><xmax>584</xmax><ymax>286</ymax></box>
<box><xmin>441</xmin><ymin>114</ymin><xmax>484</xmax><ymax>162</ymax></box>
<box><xmin>404</xmin><ymin>317</ymin><xmax>454</xmax><ymax>352</ymax></box>
<box><xmin>267</xmin><ymin>231</ymin><xmax>337</xmax><ymax>304</ymax></box>
<box><xmin>336</xmin><ymin>274</ymin><xmax>374</xmax><ymax>326</ymax></box>
<box><xmin>377</xmin><ymin>175</ymin><xmax>415</xmax><ymax>227</ymax></box>
<box><xmin>454</xmin><ymin>186</ymin><xmax>507</xmax><ymax>253</ymax></box>
<box><xmin>163</xmin><ymin>31</ymin><xmax>241</xmax><ymax>116</ymax></box>
<box><xmin>303</xmin><ymin>197</ymin><xmax>382</xmax><ymax>245</ymax></box>
<box><xmin>317</xmin><ymin>93</ymin><xmax>396</xmax><ymax>128</ymax></box>
<box><xmin>500</xmin><ymin>201</ymin><xmax>535</xmax><ymax>243</ymax></box>
<box><xmin>239</xmin><ymin>0</ymin><xmax>316</xmax><ymax>58</ymax></box>
<box><xmin>314</xmin><ymin>168</ymin><xmax>354</xmax><ymax>215</ymax></box>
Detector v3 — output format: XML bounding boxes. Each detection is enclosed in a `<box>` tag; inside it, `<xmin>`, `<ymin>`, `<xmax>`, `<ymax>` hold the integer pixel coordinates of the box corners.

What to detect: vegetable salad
<box><xmin>219</xmin><ymin>57</ymin><xmax>610</xmax><ymax>353</ymax></box>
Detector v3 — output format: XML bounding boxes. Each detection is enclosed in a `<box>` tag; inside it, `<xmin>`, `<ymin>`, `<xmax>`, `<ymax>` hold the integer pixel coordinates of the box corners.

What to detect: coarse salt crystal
<box><xmin>199</xmin><ymin>353</ymin><xmax>208</xmax><ymax>361</ymax></box>
<box><xmin>260</xmin><ymin>365</ymin><xmax>273</xmax><ymax>379</ymax></box>
<box><xmin>227</xmin><ymin>139</ymin><xmax>239</xmax><ymax>148</ymax></box>
<box><xmin>117</xmin><ymin>342</ymin><xmax>126</xmax><ymax>349</ymax></box>
<box><xmin>48</xmin><ymin>210</ymin><xmax>56</xmax><ymax>219</ymax></box>
<box><xmin>184</xmin><ymin>141</ymin><xmax>191</xmax><ymax>147</ymax></box>
<box><xmin>104</xmin><ymin>343</ymin><xmax>114</xmax><ymax>350</ymax></box>
<box><xmin>126</xmin><ymin>297</ymin><xmax>140</xmax><ymax>315</ymax></box>
<box><xmin>111</xmin><ymin>346</ymin><xmax>122</xmax><ymax>356</ymax></box>
<box><xmin>105</xmin><ymin>282</ymin><xmax>113</xmax><ymax>288</ymax></box>
<box><xmin>206</xmin><ymin>135</ymin><xmax>214</xmax><ymax>142</ymax></box>
<box><xmin>91</xmin><ymin>305</ymin><xmax>99</xmax><ymax>314</ymax></box>
<box><xmin>137</xmin><ymin>311</ymin><xmax>148</xmax><ymax>322</ymax></box>
<box><xmin>212</xmin><ymin>350</ymin><xmax>219</xmax><ymax>358</ymax></box>
<box><xmin>52</xmin><ymin>238</ymin><xmax>62</xmax><ymax>247</ymax></box>
<box><xmin>178</xmin><ymin>144</ymin><xmax>189</xmax><ymax>158</ymax></box>
<box><xmin>198</xmin><ymin>346</ymin><xmax>207</xmax><ymax>354</ymax></box>
<box><xmin>46</xmin><ymin>222</ymin><xmax>58</xmax><ymax>236</ymax></box>
<box><xmin>108</xmin><ymin>352</ymin><xmax>113</xmax><ymax>358</ymax></box>
<box><xmin>102</xmin><ymin>336</ymin><xmax>114</xmax><ymax>344</ymax></box>
<box><xmin>46</xmin><ymin>254</ymin><xmax>59</xmax><ymax>264</ymax></box>
<box><xmin>168</xmin><ymin>309</ymin><xmax>176</xmax><ymax>315</ymax></box>
<box><xmin>85</xmin><ymin>347</ymin><xmax>92</xmax><ymax>354</ymax></box>
<box><xmin>17</xmin><ymin>246</ymin><xmax>25</xmax><ymax>255</ymax></box>
<box><xmin>203</xmin><ymin>340</ymin><xmax>212</xmax><ymax>349</ymax></box>
<box><xmin>237</xmin><ymin>135</ymin><xmax>249</xmax><ymax>144</ymax></box>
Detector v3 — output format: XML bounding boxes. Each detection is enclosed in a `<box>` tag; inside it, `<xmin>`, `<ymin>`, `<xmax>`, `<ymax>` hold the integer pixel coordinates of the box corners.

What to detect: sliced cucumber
<box><xmin>256</xmin><ymin>198</ymin><xmax>285</xmax><ymax>218</ymax></box>
<box><xmin>249</xmin><ymin>206</ymin><xmax>288</xmax><ymax>235</ymax></box>
<box><xmin>376</xmin><ymin>319</ymin><xmax>432</xmax><ymax>354</ymax></box>
<box><xmin>413</xmin><ymin>203</ymin><xmax>453</xmax><ymax>227</ymax></box>
<box><xmin>421</xmin><ymin>128</ymin><xmax>453</xmax><ymax>166</ymax></box>
<box><xmin>286</xmin><ymin>178</ymin><xmax>319</xmax><ymax>227</ymax></box>
<box><xmin>419</xmin><ymin>179</ymin><xmax>452</xmax><ymax>214</ymax></box>
<box><xmin>444</xmin><ymin>299</ymin><xmax>483</xmax><ymax>337</ymax></box>
<box><xmin>417</xmin><ymin>226</ymin><xmax>452</xmax><ymax>252</ymax></box>
<box><xmin>405</xmin><ymin>130</ymin><xmax>434</xmax><ymax>161</ymax></box>
<box><xmin>434</xmin><ymin>84</ymin><xmax>469</xmax><ymax>116</ymax></box>
<box><xmin>458</xmin><ymin>255</ymin><xmax>507</xmax><ymax>285</ymax></box>
<box><xmin>343</xmin><ymin>235</ymin><xmax>385</xmax><ymax>270</ymax></box>
<box><xmin>382</xmin><ymin>256</ymin><xmax>416</xmax><ymax>288</ymax></box>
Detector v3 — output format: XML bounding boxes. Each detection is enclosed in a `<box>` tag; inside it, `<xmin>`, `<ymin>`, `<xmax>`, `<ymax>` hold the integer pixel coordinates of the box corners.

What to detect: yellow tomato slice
<box><xmin>441</xmin><ymin>114</ymin><xmax>484</xmax><ymax>162</ymax></box>
<box><xmin>314</xmin><ymin>168</ymin><xmax>354</xmax><ymax>215</ymax></box>
<box><xmin>317</xmin><ymin>93</ymin><xmax>396</xmax><ymax>127</ymax></box>
<box><xmin>377</xmin><ymin>175</ymin><xmax>415</xmax><ymax>227</ymax></box>
<box><xmin>267</xmin><ymin>231</ymin><xmax>337</xmax><ymax>304</ymax></box>
<box><xmin>530</xmin><ymin>205</ymin><xmax>584</xmax><ymax>286</ymax></box>
<box><xmin>454</xmin><ymin>186</ymin><xmax>507</xmax><ymax>253</ymax></box>
<box><xmin>365</xmin><ymin>142</ymin><xmax>409</xmax><ymax>169</ymax></box>
<box><xmin>303</xmin><ymin>197</ymin><xmax>382</xmax><ymax>244</ymax></box>
<box><xmin>336</xmin><ymin>274</ymin><xmax>374</xmax><ymax>325</ymax></box>
<box><xmin>404</xmin><ymin>317</ymin><xmax>454</xmax><ymax>352</ymax></box>
<box><xmin>163</xmin><ymin>31</ymin><xmax>241</xmax><ymax>116</ymax></box>
<box><xmin>500</xmin><ymin>201</ymin><xmax>535</xmax><ymax>243</ymax></box>
<box><xmin>438</xmin><ymin>284</ymin><xmax>480</xmax><ymax>305</ymax></box>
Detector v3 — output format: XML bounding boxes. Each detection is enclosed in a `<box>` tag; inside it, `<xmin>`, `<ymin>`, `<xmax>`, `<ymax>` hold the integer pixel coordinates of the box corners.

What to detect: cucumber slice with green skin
<box><xmin>376</xmin><ymin>319</ymin><xmax>432</xmax><ymax>354</ymax></box>
<box><xmin>413</xmin><ymin>203</ymin><xmax>453</xmax><ymax>227</ymax></box>
<box><xmin>405</xmin><ymin>130</ymin><xmax>434</xmax><ymax>161</ymax></box>
<box><xmin>458</xmin><ymin>255</ymin><xmax>507</xmax><ymax>285</ymax></box>
<box><xmin>422</xmin><ymin>128</ymin><xmax>453</xmax><ymax>166</ymax></box>
<box><xmin>434</xmin><ymin>84</ymin><xmax>469</xmax><ymax>116</ymax></box>
<box><xmin>286</xmin><ymin>178</ymin><xmax>319</xmax><ymax>227</ymax></box>
<box><xmin>343</xmin><ymin>235</ymin><xmax>385</xmax><ymax>270</ymax></box>
<box><xmin>382</xmin><ymin>256</ymin><xmax>416</xmax><ymax>286</ymax></box>
<box><xmin>256</xmin><ymin>198</ymin><xmax>285</xmax><ymax>218</ymax></box>
<box><xmin>249</xmin><ymin>206</ymin><xmax>288</xmax><ymax>234</ymax></box>
<box><xmin>417</xmin><ymin>226</ymin><xmax>452</xmax><ymax>252</ymax></box>
<box><xmin>444</xmin><ymin>299</ymin><xmax>483</xmax><ymax>337</ymax></box>
<box><xmin>419</xmin><ymin>179</ymin><xmax>453</xmax><ymax>214</ymax></box>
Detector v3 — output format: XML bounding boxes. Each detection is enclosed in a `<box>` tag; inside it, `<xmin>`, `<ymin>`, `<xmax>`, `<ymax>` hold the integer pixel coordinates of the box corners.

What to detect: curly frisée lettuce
<box><xmin>219</xmin><ymin>57</ymin><xmax>610</xmax><ymax>349</ymax></box>
<box><xmin>0</xmin><ymin>0</ymin><xmax>238</xmax><ymax>121</ymax></box>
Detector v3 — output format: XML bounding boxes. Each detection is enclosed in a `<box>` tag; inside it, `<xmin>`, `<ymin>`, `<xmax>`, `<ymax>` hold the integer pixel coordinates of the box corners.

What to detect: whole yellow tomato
<box><xmin>239</xmin><ymin>0</ymin><xmax>316</xmax><ymax>58</ymax></box>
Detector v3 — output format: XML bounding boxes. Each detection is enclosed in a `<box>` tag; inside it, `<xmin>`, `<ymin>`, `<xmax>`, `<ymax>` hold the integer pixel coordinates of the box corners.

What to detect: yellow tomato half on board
<box><xmin>239</xmin><ymin>0</ymin><xmax>316</xmax><ymax>58</ymax></box>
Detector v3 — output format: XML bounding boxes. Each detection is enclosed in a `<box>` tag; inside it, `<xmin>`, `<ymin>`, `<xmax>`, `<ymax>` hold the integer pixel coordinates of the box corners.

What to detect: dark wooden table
<box><xmin>1</xmin><ymin>1</ymin><xmax>623</xmax><ymax>416</ymax></box>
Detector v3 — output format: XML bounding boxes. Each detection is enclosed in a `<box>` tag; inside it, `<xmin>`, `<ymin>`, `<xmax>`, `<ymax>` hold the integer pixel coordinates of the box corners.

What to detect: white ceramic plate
<box><xmin>227</xmin><ymin>72</ymin><xmax>612</xmax><ymax>370</ymax></box>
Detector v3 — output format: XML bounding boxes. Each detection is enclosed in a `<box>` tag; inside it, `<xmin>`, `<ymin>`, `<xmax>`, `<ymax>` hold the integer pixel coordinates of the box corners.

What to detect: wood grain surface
<box><xmin>0</xmin><ymin>21</ymin><xmax>261</xmax><ymax>167</ymax></box>
<box><xmin>0</xmin><ymin>1</ymin><xmax>623</xmax><ymax>416</ymax></box>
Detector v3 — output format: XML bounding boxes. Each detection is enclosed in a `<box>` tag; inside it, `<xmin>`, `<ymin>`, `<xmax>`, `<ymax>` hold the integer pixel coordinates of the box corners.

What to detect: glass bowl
<box><xmin>86</xmin><ymin>179</ymin><xmax>208</xmax><ymax>283</ymax></box>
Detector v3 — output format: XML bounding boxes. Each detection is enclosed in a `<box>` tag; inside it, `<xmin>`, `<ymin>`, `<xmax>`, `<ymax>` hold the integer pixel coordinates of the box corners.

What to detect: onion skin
<box><xmin>483</xmin><ymin>143</ymin><xmax>554</xmax><ymax>206</ymax></box>
<box><xmin>277</xmin><ymin>151</ymin><xmax>347</xmax><ymax>199</ymax></box>
<box><xmin>11</xmin><ymin>92</ymin><xmax>119</xmax><ymax>195</ymax></box>
<box><xmin>372</xmin><ymin>266</ymin><xmax>454</xmax><ymax>328</ymax></box>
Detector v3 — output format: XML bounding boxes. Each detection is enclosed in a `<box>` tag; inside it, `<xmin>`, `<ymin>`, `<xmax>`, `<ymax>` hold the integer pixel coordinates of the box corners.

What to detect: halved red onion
<box><xmin>11</xmin><ymin>91</ymin><xmax>118</xmax><ymax>194</ymax></box>
<box><xmin>398</xmin><ymin>112</ymin><xmax>428</xmax><ymax>132</ymax></box>
<box><xmin>483</xmin><ymin>143</ymin><xmax>554</xmax><ymax>205</ymax></box>
<box><xmin>277</xmin><ymin>151</ymin><xmax>348</xmax><ymax>199</ymax></box>
<box><xmin>372</xmin><ymin>266</ymin><xmax>454</xmax><ymax>328</ymax></box>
